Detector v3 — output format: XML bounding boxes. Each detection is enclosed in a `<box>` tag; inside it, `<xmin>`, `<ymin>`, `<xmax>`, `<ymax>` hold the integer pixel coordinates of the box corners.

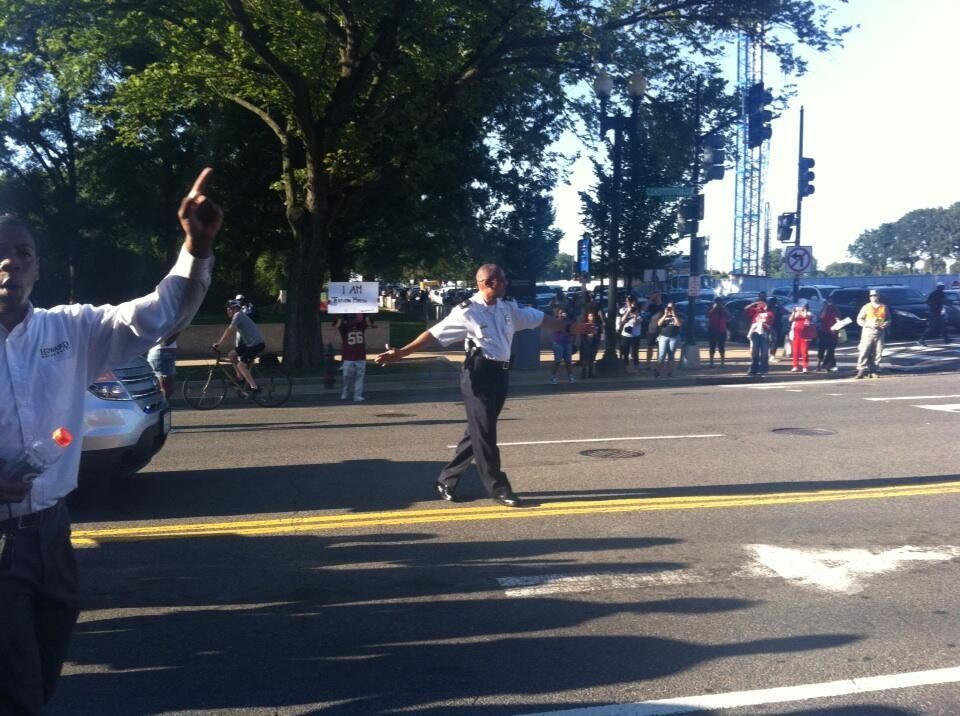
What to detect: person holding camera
<box><xmin>654</xmin><ymin>303</ymin><xmax>683</xmax><ymax>377</ymax></box>
<box><xmin>744</xmin><ymin>297</ymin><xmax>774</xmax><ymax>376</ymax></box>
<box><xmin>617</xmin><ymin>295</ymin><xmax>640</xmax><ymax>370</ymax></box>
<box><xmin>707</xmin><ymin>297</ymin><xmax>728</xmax><ymax>368</ymax></box>
<box><xmin>789</xmin><ymin>300</ymin><xmax>814</xmax><ymax>373</ymax></box>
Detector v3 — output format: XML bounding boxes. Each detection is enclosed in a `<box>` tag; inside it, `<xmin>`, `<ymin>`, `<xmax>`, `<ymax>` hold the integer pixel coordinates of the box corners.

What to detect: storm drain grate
<box><xmin>375</xmin><ymin>412</ymin><xmax>417</xmax><ymax>418</ymax></box>
<box><xmin>771</xmin><ymin>427</ymin><xmax>836</xmax><ymax>436</ymax></box>
<box><xmin>580</xmin><ymin>448</ymin><xmax>645</xmax><ymax>460</ymax></box>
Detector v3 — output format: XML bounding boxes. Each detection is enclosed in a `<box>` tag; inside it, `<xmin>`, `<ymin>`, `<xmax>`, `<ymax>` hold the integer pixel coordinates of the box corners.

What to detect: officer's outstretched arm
<box><xmin>375</xmin><ymin>330</ymin><xmax>437</xmax><ymax>365</ymax></box>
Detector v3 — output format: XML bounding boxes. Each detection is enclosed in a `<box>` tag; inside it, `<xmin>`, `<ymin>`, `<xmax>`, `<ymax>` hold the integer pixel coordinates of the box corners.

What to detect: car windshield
<box><xmin>870</xmin><ymin>288</ymin><xmax>925</xmax><ymax>304</ymax></box>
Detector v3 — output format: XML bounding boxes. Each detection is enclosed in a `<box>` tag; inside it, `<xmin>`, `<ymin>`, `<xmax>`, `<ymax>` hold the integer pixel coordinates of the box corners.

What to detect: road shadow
<box><xmin>772</xmin><ymin>708</ymin><xmax>918</xmax><ymax>715</ymax></box>
<box><xmin>168</xmin><ymin>417</ymin><xmax>497</xmax><ymax>435</ymax></box>
<box><xmin>526</xmin><ymin>472</ymin><xmax>960</xmax><ymax>504</ymax></box>
<box><xmin>70</xmin><ymin>459</ymin><xmax>545</xmax><ymax>522</ymax></box>
<box><xmin>47</xmin><ymin>531</ymin><xmax>860</xmax><ymax>715</ymax></box>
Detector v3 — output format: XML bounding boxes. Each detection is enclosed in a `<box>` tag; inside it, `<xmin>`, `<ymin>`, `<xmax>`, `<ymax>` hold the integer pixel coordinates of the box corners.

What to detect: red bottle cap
<box><xmin>52</xmin><ymin>427</ymin><xmax>73</xmax><ymax>447</ymax></box>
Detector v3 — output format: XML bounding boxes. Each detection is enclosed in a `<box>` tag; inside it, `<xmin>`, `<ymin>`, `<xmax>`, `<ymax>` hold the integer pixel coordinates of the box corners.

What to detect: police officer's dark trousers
<box><xmin>0</xmin><ymin>501</ymin><xmax>79</xmax><ymax>715</ymax></box>
<box><xmin>438</xmin><ymin>362</ymin><xmax>512</xmax><ymax>496</ymax></box>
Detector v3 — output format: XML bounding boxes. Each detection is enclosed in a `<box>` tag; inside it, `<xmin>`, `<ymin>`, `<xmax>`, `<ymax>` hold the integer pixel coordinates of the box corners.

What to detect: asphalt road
<box><xmin>53</xmin><ymin>370</ymin><xmax>960</xmax><ymax>715</ymax></box>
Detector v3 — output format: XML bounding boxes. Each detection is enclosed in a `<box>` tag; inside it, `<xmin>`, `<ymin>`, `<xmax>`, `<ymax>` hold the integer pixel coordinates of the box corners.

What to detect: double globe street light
<box><xmin>593</xmin><ymin>69</ymin><xmax>646</xmax><ymax>375</ymax></box>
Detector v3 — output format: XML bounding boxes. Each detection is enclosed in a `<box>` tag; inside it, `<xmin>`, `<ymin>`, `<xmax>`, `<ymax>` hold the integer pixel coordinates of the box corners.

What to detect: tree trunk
<box><xmin>282</xmin><ymin>151</ymin><xmax>329</xmax><ymax>368</ymax></box>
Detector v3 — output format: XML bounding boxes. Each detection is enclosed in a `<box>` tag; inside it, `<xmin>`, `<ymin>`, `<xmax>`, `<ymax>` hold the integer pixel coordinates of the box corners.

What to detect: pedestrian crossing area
<box><xmin>835</xmin><ymin>339</ymin><xmax>960</xmax><ymax>372</ymax></box>
<box><xmin>721</xmin><ymin>378</ymin><xmax>960</xmax><ymax>416</ymax></box>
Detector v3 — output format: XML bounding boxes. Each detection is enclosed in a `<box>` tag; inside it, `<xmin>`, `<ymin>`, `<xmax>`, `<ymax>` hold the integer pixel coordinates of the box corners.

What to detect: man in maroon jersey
<box><xmin>334</xmin><ymin>313</ymin><xmax>375</xmax><ymax>401</ymax></box>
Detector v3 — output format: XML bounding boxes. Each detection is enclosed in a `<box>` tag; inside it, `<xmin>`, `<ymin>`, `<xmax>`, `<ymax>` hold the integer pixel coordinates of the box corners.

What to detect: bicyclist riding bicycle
<box><xmin>213</xmin><ymin>298</ymin><xmax>265</xmax><ymax>393</ymax></box>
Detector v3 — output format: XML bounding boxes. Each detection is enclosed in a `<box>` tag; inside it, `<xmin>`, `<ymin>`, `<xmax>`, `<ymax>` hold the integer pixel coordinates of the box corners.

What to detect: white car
<box><xmin>772</xmin><ymin>284</ymin><xmax>840</xmax><ymax>318</ymax></box>
<box><xmin>79</xmin><ymin>356</ymin><xmax>172</xmax><ymax>479</ymax></box>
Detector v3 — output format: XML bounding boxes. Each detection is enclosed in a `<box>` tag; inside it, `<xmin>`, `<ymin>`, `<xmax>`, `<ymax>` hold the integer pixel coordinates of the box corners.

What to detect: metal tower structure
<box><xmin>732</xmin><ymin>33</ymin><xmax>768</xmax><ymax>276</ymax></box>
<box><xmin>762</xmin><ymin>201</ymin><xmax>771</xmax><ymax>275</ymax></box>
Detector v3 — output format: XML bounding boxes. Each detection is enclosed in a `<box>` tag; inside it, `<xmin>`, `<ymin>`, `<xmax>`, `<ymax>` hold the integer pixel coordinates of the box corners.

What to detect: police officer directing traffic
<box><xmin>376</xmin><ymin>264</ymin><xmax>594</xmax><ymax>507</ymax></box>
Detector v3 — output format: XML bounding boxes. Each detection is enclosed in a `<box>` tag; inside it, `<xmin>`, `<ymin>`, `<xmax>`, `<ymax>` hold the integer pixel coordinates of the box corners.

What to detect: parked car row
<box><xmin>830</xmin><ymin>286</ymin><xmax>931</xmax><ymax>340</ymax></box>
<box><xmin>719</xmin><ymin>284</ymin><xmax>941</xmax><ymax>343</ymax></box>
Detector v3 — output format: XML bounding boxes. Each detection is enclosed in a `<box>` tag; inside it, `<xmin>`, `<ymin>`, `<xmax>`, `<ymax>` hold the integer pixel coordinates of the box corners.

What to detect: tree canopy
<box><xmin>0</xmin><ymin>0</ymin><xmax>852</xmax><ymax>364</ymax></box>
<box><xmin>848</xmin><ymin>203</ymin><xmax>960</xmax><ymax>274</ymax></box>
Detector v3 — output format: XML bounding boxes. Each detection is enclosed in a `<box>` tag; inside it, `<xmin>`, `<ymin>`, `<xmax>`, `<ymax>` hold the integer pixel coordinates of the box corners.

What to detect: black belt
<box><xmin>0</xmin><ymin>502</ymin><xmax>61</xmax><ymax>532</ymax></box>
<box><xmin>474</xmin><ymin>356</ymin><xmax>511</xmax><ymax>370</ymax></box>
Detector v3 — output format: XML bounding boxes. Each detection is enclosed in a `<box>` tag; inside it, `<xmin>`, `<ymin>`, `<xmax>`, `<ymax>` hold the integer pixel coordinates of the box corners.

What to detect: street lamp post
<box><xmin>594</xmin><ymin>70</ymin><xmax>646</xmax><ymax>376</ymax></box>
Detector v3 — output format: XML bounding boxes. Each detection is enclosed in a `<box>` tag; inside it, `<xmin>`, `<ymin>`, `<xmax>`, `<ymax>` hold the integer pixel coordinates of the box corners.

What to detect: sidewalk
<box><xmin>176</xmin><ymin>345</ymin><xmax>851</xmax><ymax>405</ymax></box>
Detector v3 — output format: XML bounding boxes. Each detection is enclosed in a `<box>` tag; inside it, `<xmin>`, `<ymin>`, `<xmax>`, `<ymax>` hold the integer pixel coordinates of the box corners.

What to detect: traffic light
<box><xmin>799</xmin><ymin>157</ymin><xmax>815</xmax><ymax>197</ymax></box>
<box><xmin>777</xmin><ymin>212</ymin><xmax>797</xmax><ymax>243</ymax></box>
<box><xmin>677</xmin><ymin>194</ymin><xmax>704</xmax><ymax>236</ymax></box>
<box><xmin>701</xmin><ymin>134</ymin><xmax>725</xmax><ymax>183</ymax></box>
<box><xmin>680</xmin><ymin>194</ymin><xmax>704</xmax><ymax>222</ymax></box>
<box><xmin>746</xmin><ymin>81</ymin><xmax>773</xmax><ymax>149</ymax></box>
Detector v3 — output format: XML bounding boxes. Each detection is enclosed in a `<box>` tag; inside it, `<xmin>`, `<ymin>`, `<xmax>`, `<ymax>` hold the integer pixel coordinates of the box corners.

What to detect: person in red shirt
<box><xmin>707</xmin><ymin>297</ymin><xmax>728</xmax><ymax>367</ymax></box>
<box><xmin>789</xmin><ymin>300</ymin><xmax>814</xmax><ymax>373</ymax></box>
<box><xmin>335</xmin><ymin>313</ymin><xmax>375</xmax><ymax>401</ymax></box>
<box><xmin>817</xmin><ymin>297</ymin><xmax>841</xmax><ymax>372</ymax></box>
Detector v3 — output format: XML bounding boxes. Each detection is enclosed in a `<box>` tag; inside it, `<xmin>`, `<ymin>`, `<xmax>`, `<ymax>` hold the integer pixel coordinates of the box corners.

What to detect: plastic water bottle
<box><xmin>3</xmin><ymin>427</ymin><xmax>74</xmax><ymax>483</ymax></box>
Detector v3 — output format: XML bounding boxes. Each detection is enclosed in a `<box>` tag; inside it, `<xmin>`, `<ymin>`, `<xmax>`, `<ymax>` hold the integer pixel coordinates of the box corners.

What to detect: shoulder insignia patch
<box><xmin>459</xmin><ymin>299</ymin><xmax>472</xmax><ymax>309</ymax></box>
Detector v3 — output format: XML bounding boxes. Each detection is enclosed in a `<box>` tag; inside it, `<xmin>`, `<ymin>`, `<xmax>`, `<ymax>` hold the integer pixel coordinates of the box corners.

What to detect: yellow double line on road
<box><xmin>71</xmin><ymin>480</ymin><xmax>960</xmax><ymax>547</ymax></box>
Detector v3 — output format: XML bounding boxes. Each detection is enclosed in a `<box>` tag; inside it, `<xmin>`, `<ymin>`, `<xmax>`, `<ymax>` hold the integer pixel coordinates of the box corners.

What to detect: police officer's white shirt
<box><xmin>0</xmin><ymin>246</ymin><xmax>213</xmax><ymax>518</ymax></box>
<box><xmin>429</xmin><ymin>293</ymin><xmax>544</xmax><ymax>361</ymax></box>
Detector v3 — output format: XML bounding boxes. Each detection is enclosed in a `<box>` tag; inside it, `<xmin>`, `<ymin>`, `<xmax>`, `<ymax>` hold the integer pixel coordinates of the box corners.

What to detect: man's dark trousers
<box><xmin>0</xmin><ymin>502</ymin><xmax>79</xmax><ymax>715</ymax></box>
<box><xmin>438</xmin><ymin>363</ymin><xmax>511</xmax><ymax>496</ymax></box>
<box><xmin>921</xmin><ymin>313</ymin><xmax>950</xmax><ymax>343</ymax></box>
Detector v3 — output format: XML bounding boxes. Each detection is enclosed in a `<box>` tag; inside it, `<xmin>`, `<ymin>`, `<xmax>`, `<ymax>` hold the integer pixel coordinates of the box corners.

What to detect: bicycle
<box><xmin>182</xmin><ymin>349</ymin><xmax>292</xmax><ymax>410</ymax></box>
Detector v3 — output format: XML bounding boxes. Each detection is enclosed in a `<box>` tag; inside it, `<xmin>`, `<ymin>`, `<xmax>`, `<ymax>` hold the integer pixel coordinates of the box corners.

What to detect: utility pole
<box><xmin>793</xmin><ymin>106</ymin><xmax>815</xmax><ymax>301</ymax></box>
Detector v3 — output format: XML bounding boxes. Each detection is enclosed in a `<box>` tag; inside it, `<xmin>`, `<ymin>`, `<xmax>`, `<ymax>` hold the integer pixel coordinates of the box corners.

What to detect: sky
<box><xmin>552</xmin><ymin>0</ymin><xmax>960</xmax><ymax>275</ymax></box>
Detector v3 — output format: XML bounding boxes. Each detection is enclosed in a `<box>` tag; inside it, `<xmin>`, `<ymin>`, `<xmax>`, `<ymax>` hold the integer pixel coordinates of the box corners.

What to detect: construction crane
<box><xmin>732</xmin><ymin>31</ymin><xmax>771</xmax><ymax>277</ymax></box>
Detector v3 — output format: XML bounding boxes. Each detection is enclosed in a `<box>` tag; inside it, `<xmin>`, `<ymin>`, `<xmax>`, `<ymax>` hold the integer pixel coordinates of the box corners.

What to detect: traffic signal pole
<box><xmin>682</xmin><ymin>77</ymin><xmax>703</xmax><ymax>369</ymax></box>
<box><xmin>792</xmin><ymin>106</ymin><xmax>804</xmax><ymax>302</ymax></box>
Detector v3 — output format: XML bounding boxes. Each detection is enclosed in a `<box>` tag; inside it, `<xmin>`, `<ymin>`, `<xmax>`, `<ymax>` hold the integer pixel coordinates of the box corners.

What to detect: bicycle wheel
<box><xmin>252</xmin><ymin>366</ymin><xmax>292</xmax><ymax>407</ymax></box>
<box><xmin>182</xmin><ymin>369</ymin><xmax>227</xmax><ymax>410</ymax></box>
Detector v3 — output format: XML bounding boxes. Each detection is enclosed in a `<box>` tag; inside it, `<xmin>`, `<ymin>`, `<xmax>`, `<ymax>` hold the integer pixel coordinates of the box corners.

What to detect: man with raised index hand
<box><xmin>375</xmin><ymin>263</ymin><xmax>595</xmax><ymax>508</ymax></box>
<box><xmin>0</xmin><ymin>168</ymin><xmax>222</xmax><ymax>714</ymax></box>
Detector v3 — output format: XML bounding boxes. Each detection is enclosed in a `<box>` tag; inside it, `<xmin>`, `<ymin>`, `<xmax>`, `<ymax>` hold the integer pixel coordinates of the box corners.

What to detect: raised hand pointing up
<box><xmin>178</xmin><ymin>167</ymin><xmax>223</xmax><ymax>258</ymax></box>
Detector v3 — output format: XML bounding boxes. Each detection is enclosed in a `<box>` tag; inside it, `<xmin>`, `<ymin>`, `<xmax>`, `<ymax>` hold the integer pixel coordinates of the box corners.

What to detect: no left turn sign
<box><xmin>785</xmin><ymin>246</ymin><xmax>814</xmax><ymax>274</ymax></box>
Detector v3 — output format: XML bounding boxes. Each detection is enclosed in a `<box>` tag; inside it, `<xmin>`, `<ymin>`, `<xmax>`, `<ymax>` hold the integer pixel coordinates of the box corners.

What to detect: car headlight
<box><xmin>87</xmin><ymin>370</ymin><xmax>132</xmax><ymax>401</ymax></box>
<box><xmin>893</xmin><ymin>309</ymin><xmax>920</xmax><ymax>320</ymax></box>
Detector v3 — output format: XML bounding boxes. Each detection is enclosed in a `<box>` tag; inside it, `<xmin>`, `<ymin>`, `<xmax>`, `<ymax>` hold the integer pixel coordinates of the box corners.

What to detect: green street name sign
<box><xmin>645</xmin><ymin>186</ymin><xmax>694</xmax><ymax>199</ymax></box>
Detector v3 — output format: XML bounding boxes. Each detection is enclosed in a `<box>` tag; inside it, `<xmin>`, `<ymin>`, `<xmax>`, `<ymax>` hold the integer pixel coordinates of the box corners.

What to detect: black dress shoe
<box><xmin>492</xmin><ymin>492</ymin><xmax>522</xmax><ymax>508</ymax></box>
<box><xmin>436</xmin><ymin>482</ymin><xmax>458</xmax><ymax>502</ymax></box>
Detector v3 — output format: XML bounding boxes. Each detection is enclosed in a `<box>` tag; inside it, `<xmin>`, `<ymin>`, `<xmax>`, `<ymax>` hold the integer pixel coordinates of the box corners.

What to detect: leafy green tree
<box><xmin>823</xmin><ymin>261</ymin><xmax>870</xmax><ymax>276</ymax></box>
<box><xmin>1</xmin><ymin>0</ymin><xmax>850</xmax><ymax>366</ymax></box>
<box><xmin>546</xmin><ymin>252</ymin><xmax>575</xmax><ymax>280</ymax></box>
<box><xmin>766</xmin><ymin>248</ymin><xmax>786</xmax><ymax>278</ymax></box>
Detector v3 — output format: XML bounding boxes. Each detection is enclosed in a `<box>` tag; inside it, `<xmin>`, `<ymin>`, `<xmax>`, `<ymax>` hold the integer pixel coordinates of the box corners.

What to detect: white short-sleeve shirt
<box><xmin>429</xmin><ymin>294</ymin><xmax>544</xmax><ymax>361</ymax></box>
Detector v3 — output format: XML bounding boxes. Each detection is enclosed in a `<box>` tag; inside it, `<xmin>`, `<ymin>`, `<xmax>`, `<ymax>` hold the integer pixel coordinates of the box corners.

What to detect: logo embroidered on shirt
<box><xmin>39</xmin><ymin>340</ymin><xmax>72</xmax><ymax>359</ymax></box>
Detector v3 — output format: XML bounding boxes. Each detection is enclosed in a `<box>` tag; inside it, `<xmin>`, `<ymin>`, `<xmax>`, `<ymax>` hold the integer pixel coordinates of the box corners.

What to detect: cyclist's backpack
<box><xmin>243</xmin><ymin>302</ymin><xmax>259</xmax><ymax>321</ymax></box>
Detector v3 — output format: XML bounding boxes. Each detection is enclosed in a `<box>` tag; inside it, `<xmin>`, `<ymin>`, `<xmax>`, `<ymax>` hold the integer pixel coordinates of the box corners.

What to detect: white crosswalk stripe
<box><xmin>915</xmin><ymin>403</ymin><xmax>960</xmax><ymax>414</ymax></box>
